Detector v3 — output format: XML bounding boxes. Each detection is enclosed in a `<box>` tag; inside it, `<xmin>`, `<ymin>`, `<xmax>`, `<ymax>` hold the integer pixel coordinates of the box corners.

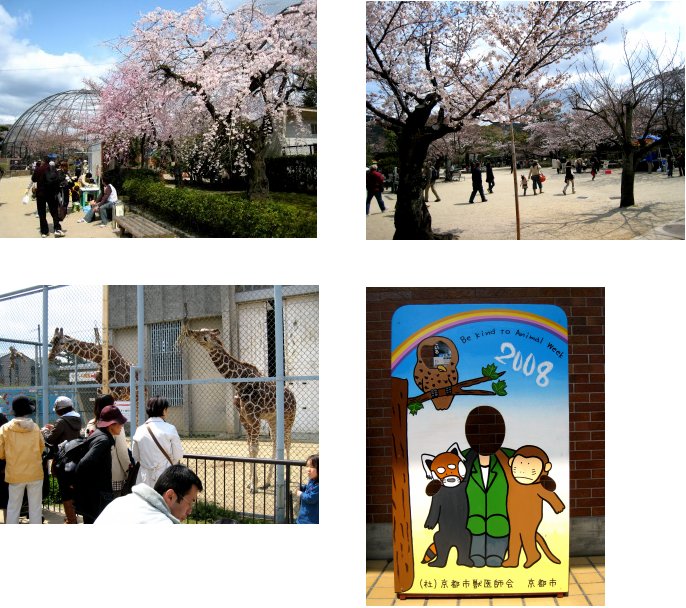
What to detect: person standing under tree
<box><xmin>528</xmin><ymin>160</ymin><xmax>543</xmax><ymax>195</ymax></box>
<box><xmin>562</xmin><ymin>159</ymin><xmax>576</xmax><ymax>195</ymax></box>
<box><xmin>365</xmin><ymin>164</ymin><xmax>387</xmax><ymax>215</ymax></box>
<box><xmin>468</xmin><ymin>162</ymin><xmax>488</xmax><ymax>204</ymax></box>
<box><xmin>424</xmin><ymin>163</ymin><xmax>441</xmax><ymax>202</ymax></box>
<box><xmin>485</xmin><ymin>161</ymin><xmax>495</xmax><ymax>194</ymax></box>
<box><xmin>32</xmin><ymin>157</ymin><xmax>64</xmax><ymax>238</ymax></box>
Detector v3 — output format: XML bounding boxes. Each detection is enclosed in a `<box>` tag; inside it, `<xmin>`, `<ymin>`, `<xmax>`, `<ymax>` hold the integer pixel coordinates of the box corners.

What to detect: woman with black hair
<box><xmin>131</xmin><ymin>397</ymin><xmax>184</xmax><ymax>487</ymax></box>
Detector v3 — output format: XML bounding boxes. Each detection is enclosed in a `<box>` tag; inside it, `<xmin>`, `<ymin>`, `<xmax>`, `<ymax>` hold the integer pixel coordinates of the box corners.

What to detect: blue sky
<box><xmin>391</xmin><ymin>304</ymin><xmax>569</xmax><ymax>408</ymax></box>
<box><xmin>0</xmin><ymin>0</ymin><xmax>294</xmax><ymax>123</ymax></box>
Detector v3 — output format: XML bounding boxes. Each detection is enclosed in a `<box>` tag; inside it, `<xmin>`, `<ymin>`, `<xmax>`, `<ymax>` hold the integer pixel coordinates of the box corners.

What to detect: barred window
<box><xmin>148</xmin><ymin>321</ymin><xmax>183</xmax><ymax>406</ymax></box>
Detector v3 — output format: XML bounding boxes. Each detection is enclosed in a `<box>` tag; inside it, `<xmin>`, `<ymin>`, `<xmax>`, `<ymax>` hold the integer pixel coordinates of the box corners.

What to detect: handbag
<box><xmin>147</xmin><ymin>425</ymin><xmax>174</xmax><ymax>465</ymax></box>
<box><xmin>539</xmin><ymin>172</ymin><xmax>546</xmax><ymax>183</ymax></box>
<box><xmin>121</xmin><ymin>462</ymin><xmax>140</xmax><ymax>496</ymax></box>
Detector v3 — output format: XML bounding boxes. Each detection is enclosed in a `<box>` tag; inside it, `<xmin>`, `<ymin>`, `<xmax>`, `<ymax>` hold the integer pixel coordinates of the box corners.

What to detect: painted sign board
<box><xmin>390</xmin><ymin>304</ymin><xmax>569</xmax><ymax>598</ymax></box>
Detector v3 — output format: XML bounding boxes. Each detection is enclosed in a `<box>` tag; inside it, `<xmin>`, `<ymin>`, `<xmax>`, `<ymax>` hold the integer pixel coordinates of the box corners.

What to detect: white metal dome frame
<box><xmin>2</xmin><ymin>89</ymin><xmax>100</xmax><ymax>159</ymax></box>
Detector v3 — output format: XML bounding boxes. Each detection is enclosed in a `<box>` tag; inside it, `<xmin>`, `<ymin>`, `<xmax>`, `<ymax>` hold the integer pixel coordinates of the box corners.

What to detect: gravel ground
<box><xmin>366</xmin><ymin>167</ymin><xmax>685</xmax><ymax>240</ymax></box>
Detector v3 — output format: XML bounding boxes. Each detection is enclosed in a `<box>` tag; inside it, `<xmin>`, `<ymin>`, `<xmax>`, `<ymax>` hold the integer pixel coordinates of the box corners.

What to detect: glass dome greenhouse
<box><xmin>2</xmin><ymin>89</ymin><xmax>100</xmax><ymax>159</ymax></box>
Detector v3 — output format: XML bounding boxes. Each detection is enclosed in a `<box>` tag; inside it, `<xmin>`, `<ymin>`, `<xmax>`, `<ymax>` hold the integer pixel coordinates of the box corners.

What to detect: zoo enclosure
<box><xmin>1</xmin><ymin>285</ymin><xmax>319</xmax><ymax>522</ymax></box>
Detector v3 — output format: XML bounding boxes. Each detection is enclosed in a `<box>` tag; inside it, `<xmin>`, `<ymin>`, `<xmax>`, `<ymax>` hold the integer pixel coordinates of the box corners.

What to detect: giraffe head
<box><xmin>48</xmin><ymin>327</ymin><xmax>66</xmax><ymax>361</ymax></box>
<box><xmin>180</xmin><ymin>327</ymin><xmax>225</xmax><ymax>353</ymax></box>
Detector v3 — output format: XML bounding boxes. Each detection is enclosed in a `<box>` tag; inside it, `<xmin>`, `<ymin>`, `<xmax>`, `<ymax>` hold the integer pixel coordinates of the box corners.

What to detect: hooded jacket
<box><xmin>93</xmin><ymin>483</ymin><xmax>180</xmax><ymax>524</ymax></box>
<box><xmin>43</xmin><ymin>411</ymin><xmax>82</xmax><ymax>448</ymax></box>
<box><xmin>0</xmin><ymin>417</ymin><xmax>45</xmax><ymax>483</ymax></box>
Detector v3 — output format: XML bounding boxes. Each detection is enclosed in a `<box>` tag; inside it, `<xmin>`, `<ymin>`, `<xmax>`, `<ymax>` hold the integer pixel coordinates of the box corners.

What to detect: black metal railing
<box><xmin>182</xmin><ymin>454</ymin><xmax>307</xmax><ymax>524</ymax></box>
<box><xmin>42</xmin><ymin>455</ymin><xmax>308</xmax><ymax>524</ymax></box>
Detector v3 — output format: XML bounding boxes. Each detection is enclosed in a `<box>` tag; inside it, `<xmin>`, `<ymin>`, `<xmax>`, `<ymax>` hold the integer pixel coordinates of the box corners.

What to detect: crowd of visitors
<box><xmin>0</xmin><ymin>394</ymin><xmax>194</xmax><ymax>524</ymax></box>
<box><xmin>1</xmin><ymin>393</ymin><xmax>317</xmax><ymax>525</ymax></box>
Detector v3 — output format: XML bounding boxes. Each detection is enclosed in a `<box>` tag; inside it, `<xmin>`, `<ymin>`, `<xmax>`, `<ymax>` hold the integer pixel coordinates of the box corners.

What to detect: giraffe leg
<box><xmin>244</xmin><ymin>419</ymin><xmax>260</xmax><ymax>493</ymax></box>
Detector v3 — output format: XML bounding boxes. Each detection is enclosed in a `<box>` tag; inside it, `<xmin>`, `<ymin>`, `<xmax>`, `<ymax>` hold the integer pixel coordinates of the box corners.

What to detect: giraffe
<box><xmin>179</xmin><ymin>325</ymin><xmax>297</xmax><ymax>491</ymax></box>
<box><xmin>6</xmin><ymin>346</ymin><xmax>29</xmax><ymax>385</ymax></box>
<box><xmin>48</xmin><ymin>327</ymin><xmax>133</xmax><ymax>402</ymax></box>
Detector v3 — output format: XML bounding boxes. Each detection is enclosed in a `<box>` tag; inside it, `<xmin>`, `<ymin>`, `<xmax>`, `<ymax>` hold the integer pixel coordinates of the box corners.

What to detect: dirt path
<box><xmin>366</xmin><ymin>167</ymin><xmax>685</xmax><ymax>240</ymax></box>
<box><xmin>0</xmin><ymin>174</ymin><xmax>118</xmax><ymax>238</ymax></box>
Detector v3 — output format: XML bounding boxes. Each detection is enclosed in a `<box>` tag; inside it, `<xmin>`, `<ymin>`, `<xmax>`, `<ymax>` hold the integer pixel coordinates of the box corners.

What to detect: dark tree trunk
<box><xmin>619</xmin><ymin>102</ymin><xmax>635</xmax><ymax>208</ymax></box>
<box><xmin>246</xmin><ymin>122</ymin><xmax>270</xmax><ymax>201</ymax></box>
<box><xmin>620</xmin><ymin>148</ymin><xmax>636</xmax><ymax>208</ymax></box>
<box><xmin>394</xmin><ymin>134</ymin><xmax>433</xmax><ymax>239</ymax></box>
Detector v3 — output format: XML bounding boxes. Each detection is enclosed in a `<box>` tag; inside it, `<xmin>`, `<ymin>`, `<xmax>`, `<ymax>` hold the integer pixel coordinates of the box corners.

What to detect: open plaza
<box><xmin>366</xmin><ymin>167</ymin><xmax>685</xmax><ymax>240</ymax></box>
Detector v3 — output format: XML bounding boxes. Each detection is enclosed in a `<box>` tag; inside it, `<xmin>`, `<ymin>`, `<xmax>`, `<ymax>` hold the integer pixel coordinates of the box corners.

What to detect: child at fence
<box><xmin>295</xmin><ymin>454</ymin><xmax>319</xmax><ymax>524</ymax></box>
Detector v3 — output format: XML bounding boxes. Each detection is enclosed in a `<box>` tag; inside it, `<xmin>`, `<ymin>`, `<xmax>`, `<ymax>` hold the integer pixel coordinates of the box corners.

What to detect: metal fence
<box><xmin>1</xmin><ymin>285</ymin><xmax>319</xmax><ymax>521</ymax></box>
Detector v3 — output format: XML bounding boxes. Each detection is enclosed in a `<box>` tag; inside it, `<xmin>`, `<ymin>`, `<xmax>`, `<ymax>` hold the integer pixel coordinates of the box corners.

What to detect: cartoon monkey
<box><xmin>420</xmin><ymin>442</ymin><xmax>475</xmax><ymax>567</ymax></box>
<box><xmin>495</xmin><ymin>445</ymin><xmax>565</xmax><ymax>568</ymax></box>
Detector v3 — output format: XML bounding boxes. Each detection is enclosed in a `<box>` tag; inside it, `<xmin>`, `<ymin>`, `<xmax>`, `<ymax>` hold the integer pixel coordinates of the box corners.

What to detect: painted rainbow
<box><xmin>391</xmin><ymin>308</ymin><xmax>568</xmax><ymax>372</ymax></box>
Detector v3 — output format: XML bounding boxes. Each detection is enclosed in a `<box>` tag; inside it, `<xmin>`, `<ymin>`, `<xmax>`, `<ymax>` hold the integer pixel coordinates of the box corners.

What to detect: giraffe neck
<box><xmin>209</xmin><ymin>347</ymin><xmax>258</xmax><ymax>379</ymax></box>
<box><xmin>62</xmin><ymin>338</ymin><xmax>101</xmax><ymax>363</ymax></box>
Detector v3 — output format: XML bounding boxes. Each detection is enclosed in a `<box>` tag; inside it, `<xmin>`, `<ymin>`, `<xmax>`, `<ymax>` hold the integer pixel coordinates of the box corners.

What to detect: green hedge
<box><xmin>122</xmin><ymin>175</ymin><xmax>316</xmax><ymax>238</ymax></box>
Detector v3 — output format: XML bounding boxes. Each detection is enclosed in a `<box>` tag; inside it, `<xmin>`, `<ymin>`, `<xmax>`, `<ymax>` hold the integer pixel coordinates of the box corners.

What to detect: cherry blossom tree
<box><xmin>568</xmin><ymin>31</ymin><xmax>685</xmax><ymax>207</ymax></box>
<box><xmin>95</xmin><ymin>0</ymin><xmax>316</xmax><ymax>199</ymax></box>
<box><xmin>366</xmin><ymin>1</ymin><xmax>628</xmax><ymax>239</ymax></box>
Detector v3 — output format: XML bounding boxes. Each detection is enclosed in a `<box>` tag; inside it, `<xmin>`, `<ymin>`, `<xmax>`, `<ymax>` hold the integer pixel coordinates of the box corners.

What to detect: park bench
<box><xmin>115</xmin><ymin>214</ymin><xmax>175</xmax><ymax>238</ymax></box>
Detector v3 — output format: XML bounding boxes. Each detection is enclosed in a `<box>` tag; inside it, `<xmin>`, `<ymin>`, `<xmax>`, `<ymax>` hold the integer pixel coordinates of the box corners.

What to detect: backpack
<box><xmin>52</xmin><ymin>436</ymin><xmax>91</xmax><ymax>485</ymax></box>
<box><xmin>44</xmin><ymin>166</ymin><xmax>61</xmax><ymax>191</ymax></box>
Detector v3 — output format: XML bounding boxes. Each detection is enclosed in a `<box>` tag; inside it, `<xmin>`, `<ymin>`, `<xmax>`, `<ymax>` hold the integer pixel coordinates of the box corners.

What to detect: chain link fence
<box><xmin>0</xmin><ymin>285</ymin><xmax>319</xmax><ymax>463</ymax></box>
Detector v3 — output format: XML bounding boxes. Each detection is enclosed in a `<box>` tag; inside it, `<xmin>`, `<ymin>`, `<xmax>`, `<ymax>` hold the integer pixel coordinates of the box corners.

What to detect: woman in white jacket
<box><xmin>132</xmin><ymin>397</ymin><xmax>184</xmax><ymax>487</ymax></box>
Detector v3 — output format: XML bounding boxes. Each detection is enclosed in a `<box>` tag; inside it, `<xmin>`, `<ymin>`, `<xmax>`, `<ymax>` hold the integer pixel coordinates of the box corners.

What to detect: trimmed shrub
<box><xmin>122</xmin><ymin>174</ymin><xmax>316</xmax><ymax>238</ymax></box>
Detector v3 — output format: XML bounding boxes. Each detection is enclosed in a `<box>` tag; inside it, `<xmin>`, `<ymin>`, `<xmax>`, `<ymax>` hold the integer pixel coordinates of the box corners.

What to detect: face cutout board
<box><xmin>390</xmin><ymin>304</ymin><xmax>569</xmax><ymax>599</ymax></box>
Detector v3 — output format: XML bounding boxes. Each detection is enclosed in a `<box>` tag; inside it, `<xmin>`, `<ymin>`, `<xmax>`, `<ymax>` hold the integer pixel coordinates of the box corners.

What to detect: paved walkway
<box><xmin>367</xmin><ymin>557</ymin><xmax>605</xmax><ymax>606</ymax></box>
<box><xmin>367</xmin><ymin>167</ymin><xmax>685</xmax><ymax>240</ymax></box>
<box><xmin>0</xmin><ymin>174</ymin><xmax>118</xmax><ymax>238</ymax></box>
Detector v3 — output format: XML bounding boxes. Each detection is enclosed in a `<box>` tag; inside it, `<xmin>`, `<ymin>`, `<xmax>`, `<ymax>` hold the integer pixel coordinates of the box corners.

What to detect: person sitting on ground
<box><xmin>78</xmin><ymin>176</ymin><xmax>118</xmax><ymax>227</ymax></box>
<box><xmin>94</xmin><ymin>464</ymin><xmax>203</xmax><ymax>524</ymax></box>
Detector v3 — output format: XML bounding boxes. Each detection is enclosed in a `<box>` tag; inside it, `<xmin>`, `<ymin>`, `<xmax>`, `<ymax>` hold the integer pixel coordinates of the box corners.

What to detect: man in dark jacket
<box><xmin>469</xmin><ymin>162</ymin><xmax>488</xmax><ymax>204</ymax></box>
<box><xmin>31</xmin><ymin>157</ymin><xmax>64</xmax><ymax>238</ymax></box>
<box><xmin>75</xmin><ymin>405</ymin><xmax>126</xmax><ymax>523</ymax></box>
<box><xmin>42</xmin><ymin>396</ymin><xmax>83</xmax><ymax>523</ymax></box>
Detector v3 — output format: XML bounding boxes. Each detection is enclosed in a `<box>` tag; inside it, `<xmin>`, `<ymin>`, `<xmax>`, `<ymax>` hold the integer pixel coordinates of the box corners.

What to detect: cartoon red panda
<box><xmin>420</xmin><ymin>442</ymin><xmax>474</xmax><ymax>567</ymax></box>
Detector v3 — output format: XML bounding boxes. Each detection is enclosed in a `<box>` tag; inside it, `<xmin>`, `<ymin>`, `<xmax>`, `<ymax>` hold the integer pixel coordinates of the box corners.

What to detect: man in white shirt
<box><xmin>94</xmin><ymin>464</ymin><xmax>202</xmax><ymax>524</ymax></box>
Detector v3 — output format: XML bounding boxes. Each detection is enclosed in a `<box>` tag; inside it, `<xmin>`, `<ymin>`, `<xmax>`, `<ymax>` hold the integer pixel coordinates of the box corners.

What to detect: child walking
<box><xmin>520</xmin><ymin>174</ymin><xmax>528</xmax><ymax>196</ymax></box>
<box><xmin>296</xmin><ymin>454</ymin><xmax>319</xmax><ymax>524</ymax></box>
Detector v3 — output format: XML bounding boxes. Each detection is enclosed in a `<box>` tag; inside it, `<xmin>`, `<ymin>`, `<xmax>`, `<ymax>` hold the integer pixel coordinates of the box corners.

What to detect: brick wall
<box><xmin>366</xmin><ymin>287</ymin><xmax>605</xmax><ymax>524</ymax></box>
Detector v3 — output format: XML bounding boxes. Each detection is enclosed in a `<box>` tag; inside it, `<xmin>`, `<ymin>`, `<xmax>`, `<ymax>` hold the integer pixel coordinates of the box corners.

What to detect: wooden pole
<box><xmin>508</xmin><ymin>92</ymin><xmax>522</xmax><ymax>240</ymax></box>
<box><xmin>391</xmin><ymin>377</ymin><xmax>414</xmax><ymax>593</ymax></box>
<box><xmin>102</xmin><ymin>285</ymin><xmax>109</xmax><ymax>395</ymax></box>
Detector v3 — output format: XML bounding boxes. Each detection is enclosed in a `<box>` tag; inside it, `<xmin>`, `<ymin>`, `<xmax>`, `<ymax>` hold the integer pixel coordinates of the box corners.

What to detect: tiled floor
<box><xmin>366</xmin><ymin>556</ymin><xmax>604</xmax><ymax>606</ymax></box>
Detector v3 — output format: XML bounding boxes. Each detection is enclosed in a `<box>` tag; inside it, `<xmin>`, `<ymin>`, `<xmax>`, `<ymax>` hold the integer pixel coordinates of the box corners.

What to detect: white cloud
<box><xmin>0</xmin><ymin>5</ymin><xmax>115</xmax><ymax>124</ymax></box>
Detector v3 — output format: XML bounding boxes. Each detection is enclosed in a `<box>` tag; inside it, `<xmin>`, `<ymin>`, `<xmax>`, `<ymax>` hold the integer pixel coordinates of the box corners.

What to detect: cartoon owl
<box><xmin>413</xmin><ymin>336</ymin><xmax>459</xmax><ymax>410</ymax></box>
